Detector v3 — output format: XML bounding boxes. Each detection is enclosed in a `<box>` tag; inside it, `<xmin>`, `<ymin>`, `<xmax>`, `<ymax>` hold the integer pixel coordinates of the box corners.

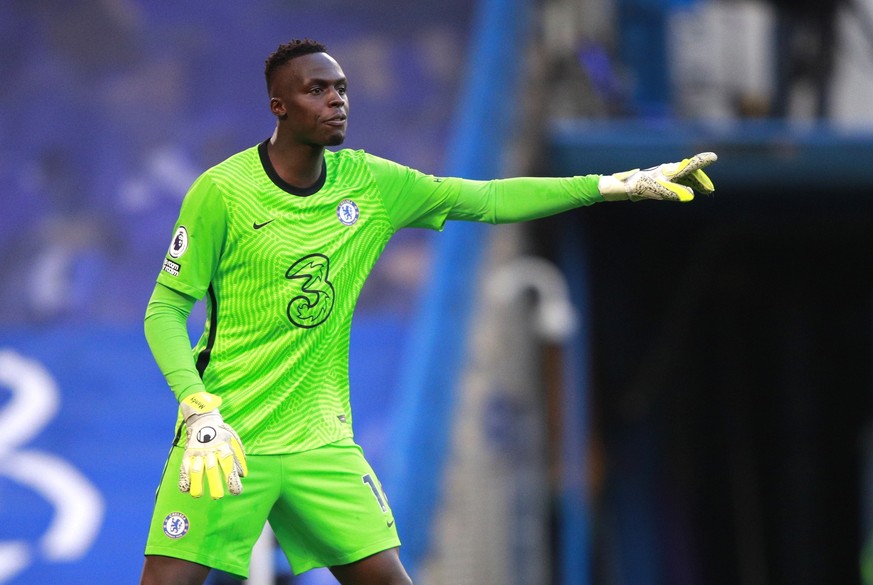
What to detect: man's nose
<box><xmin>327</xmin><ymin>89</ymin><xmax>345</xmax><ymax>105</ymax></box>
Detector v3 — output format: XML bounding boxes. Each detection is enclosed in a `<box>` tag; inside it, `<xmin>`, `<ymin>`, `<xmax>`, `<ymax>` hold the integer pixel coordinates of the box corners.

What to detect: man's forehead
<box><xmin>285</xmin><ymin>52</ymin><xmax>345</xmax><ymax>82</ymax></box>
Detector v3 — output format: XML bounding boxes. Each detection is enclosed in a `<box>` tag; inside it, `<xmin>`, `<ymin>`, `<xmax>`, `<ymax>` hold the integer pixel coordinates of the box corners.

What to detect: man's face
<box><xmin>270</xmin><ymin>52</ymin><xmax>349</xmax><ymax>146</ymax></box>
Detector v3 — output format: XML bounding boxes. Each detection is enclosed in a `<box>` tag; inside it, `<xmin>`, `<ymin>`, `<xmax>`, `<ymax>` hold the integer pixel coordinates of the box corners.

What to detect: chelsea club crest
<box><xmin>337</xmin><ymin>199</ymin><xmax>359</xmax><ymax>226</ymax></box>
<box><xmin>163</xmin><ymin>512</ymin><xmax>190</xmax><ymax>539</ymax></box>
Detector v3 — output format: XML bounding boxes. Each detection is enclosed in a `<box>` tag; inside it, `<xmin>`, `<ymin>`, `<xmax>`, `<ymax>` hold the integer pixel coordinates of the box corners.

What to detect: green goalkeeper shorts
<box><xmin>144</xmin><ymin>438</ymin><xmax>400</xmax><ymax>579</ymax></box>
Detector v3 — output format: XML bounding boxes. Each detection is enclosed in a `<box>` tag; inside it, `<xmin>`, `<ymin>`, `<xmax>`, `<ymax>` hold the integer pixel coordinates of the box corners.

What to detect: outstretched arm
<box><xmin>447</xmin><ymin>174</ymin><xmax>602</xmax><ymax>224</ymax></box>
<box><xmin>369</xmin><ymin>152</ymin><xmax>717</xmax><ymax>230</ymax></box>
<box><xmin>445</xmin><ymin>152</ymin><xmax>717</xmax><ymax>223</ymax></box>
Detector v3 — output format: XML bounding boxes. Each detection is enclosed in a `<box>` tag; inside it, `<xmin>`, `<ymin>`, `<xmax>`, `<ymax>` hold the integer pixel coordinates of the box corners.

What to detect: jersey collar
<box><xmin>258</xmin><ymin>139</ymin><xmax>327</xmax><ymax>196</ymax></box>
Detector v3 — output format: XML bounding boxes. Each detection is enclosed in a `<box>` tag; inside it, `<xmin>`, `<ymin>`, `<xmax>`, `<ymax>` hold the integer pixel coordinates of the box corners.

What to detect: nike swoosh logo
<box><xmin>253</xmin><ymin>219</ymin><xmax>276</xmax><ymax>230</ymax></box>
<box><xmin>387</xmin><ymin>519</ymin><xmax>395</xmax><ymax>528</ymax></box>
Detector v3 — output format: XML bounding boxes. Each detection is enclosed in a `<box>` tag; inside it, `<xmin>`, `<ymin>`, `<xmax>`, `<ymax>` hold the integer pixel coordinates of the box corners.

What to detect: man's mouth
<box><xmin>324</xmin><ymin>114</ymin><xmax>347</xmax><ymax>126</ymax></box>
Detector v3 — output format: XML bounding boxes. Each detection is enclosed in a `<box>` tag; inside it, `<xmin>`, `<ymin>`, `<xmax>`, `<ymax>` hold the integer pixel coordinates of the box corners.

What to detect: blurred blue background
<box><xmin>3</xmin><ymin>0</ymin><xmax>873</xmax><ymax>584</ymax></box>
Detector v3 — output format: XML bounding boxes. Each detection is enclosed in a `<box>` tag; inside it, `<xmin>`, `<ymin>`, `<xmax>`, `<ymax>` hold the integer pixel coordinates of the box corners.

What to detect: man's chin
<box><xmin>325</xmin><ymin>133</ymin><xmax>346</xmax><ymax>147</ymax></box>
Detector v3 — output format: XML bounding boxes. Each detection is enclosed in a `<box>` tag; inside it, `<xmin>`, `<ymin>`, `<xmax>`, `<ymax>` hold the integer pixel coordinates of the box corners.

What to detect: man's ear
<box><xmin>270</xmin><ymin>97</ymin><xmax>286</xmax><ymax>119</ymax></box>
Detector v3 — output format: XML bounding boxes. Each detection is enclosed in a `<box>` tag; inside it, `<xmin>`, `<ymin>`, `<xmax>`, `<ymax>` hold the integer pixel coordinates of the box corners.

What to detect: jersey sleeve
<box><xmin>446</xmin><ymin>175</ymin><xmax>604</xmax><ymax>224</ymax></box>
<box><xmin>156</xmin><ymin>172</ymin><xmax>228</xmax><ymax>300</ymax></box>
<box><xmin>365</xmin><ymin>154</ymin><xmax>459</xmax><ymax>231</ymax></box>
<box><xmin>366</xmin><ymin>153</ymin><xmax>604</xmax><ymax>231</ymax></box>
<box><xmin>144</xmin><ymin>282</ymin><xmax>204</xmax><ymax>401</ymax></box>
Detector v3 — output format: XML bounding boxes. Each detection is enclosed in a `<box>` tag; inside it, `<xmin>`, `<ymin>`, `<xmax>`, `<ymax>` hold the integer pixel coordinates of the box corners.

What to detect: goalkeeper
<box><xmin>140</xmin><ymin>39</ymin><xmax>717</xmax><ymax>585</ymax></box>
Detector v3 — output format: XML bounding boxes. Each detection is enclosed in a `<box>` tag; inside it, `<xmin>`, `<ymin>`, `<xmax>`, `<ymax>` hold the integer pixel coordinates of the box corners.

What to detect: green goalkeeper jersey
<box><xmin>155</xmin><ymin>140</ymin><xmax>602</xmax><ymax>454</ymax></box>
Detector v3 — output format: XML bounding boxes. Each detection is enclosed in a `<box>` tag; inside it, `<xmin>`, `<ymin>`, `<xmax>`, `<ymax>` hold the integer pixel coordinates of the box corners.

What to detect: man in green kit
<box><xmin>140</xmin><ymin>39</ymin><xmax>717</xmax><ymax>585</ymax></box>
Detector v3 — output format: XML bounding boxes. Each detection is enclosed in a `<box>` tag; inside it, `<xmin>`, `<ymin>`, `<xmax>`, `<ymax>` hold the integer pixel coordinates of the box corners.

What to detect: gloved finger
<box><xmin>216</xmin><ymin>444</ymin><xmax>244</xmax><ymax>496</ymax></box>
<box><xmin>179</xmin><ymin>456</ymin><xmax>192</xmax><ymax>493</ymax></box>
<box><xmin>675</xmin><ymin>169</ymin><xmax>715</xmax><ymax>195</ymax></box>
<box><xmin>659</xmin><ymin>180</ymin><xmax>694</xmax><ymax>202</ymax></box>
<box><xmin>205</xmin><ymin>452</ymin><xmax>224</xmax><ymax>499</ymax></box>
<box><xmin>217</xmin><ymin>445</ymin><xmax>236</xmax><ymax>480</ymax></box>
<box><xmin>671</xmin><ymin>152</ymin><xmax>718</xmax><ymax>178</ymax></box>
<box><xmin>630</xmin><ymin>174</ymin><xmax>693</xmax><ymax>202</ymax></box>
<box><xmin>671</xmin><ymin>152</ymin><xmax>717</xmax><ymax>195</ymax></box>
<box><xmin>229</xmin><ymin>437</ymin><xmax>248</xmax><ymax>477</ymax></box>
<box><xmin>226</xmin><ymin>466</ymin><xmax>243</xmax><ymax>496</ymax></box>
<box><xmin>189</xmin><ymin>454</ymin><xmax>205</xmax><ymax>498</ymax></box>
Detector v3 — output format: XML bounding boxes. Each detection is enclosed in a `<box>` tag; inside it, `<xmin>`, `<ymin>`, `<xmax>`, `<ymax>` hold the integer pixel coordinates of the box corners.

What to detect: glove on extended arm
<box><xmin>598</xmin><ymin>152</ymin><xmax>718</xmax><ymax>202</ymax></box>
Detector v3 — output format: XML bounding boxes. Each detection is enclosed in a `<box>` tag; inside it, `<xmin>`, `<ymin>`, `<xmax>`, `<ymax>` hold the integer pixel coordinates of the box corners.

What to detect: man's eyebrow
<box><xmin>304</xmin><ymin>76</ymin><xmax>347</xmax><ymax>85</ymax></box>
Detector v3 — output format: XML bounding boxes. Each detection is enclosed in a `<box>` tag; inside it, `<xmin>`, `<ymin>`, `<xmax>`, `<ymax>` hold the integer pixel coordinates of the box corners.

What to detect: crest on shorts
<box><xmin>163</xmin><ymin>511</ymin><xmax>190</xmax><ymax>539</ymax></box>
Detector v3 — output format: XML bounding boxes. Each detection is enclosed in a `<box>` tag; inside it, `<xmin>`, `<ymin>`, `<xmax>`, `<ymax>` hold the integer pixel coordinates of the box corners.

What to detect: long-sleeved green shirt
<box><xmin>145</xmin><ymin>141</ymin><xmax>603</xmax><ymax>453</ymax></box>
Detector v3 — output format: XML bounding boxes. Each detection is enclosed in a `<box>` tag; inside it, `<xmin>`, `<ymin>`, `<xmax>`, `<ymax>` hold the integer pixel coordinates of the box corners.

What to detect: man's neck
<box><xmin>266</xmin><ymin>130</ymin><xmax>325</xmax><ymax>189</ymax></box>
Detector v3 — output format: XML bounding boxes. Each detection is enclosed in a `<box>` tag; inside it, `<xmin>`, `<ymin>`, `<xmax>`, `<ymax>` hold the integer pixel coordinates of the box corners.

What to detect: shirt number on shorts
<box><xmin>362</xmin><ymin>473</ymin><xmax>388</xmax><ymax>513</ymax></box>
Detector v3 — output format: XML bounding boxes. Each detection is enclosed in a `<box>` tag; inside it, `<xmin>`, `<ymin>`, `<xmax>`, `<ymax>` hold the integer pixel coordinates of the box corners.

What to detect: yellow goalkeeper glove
<box><xmin>598</xmin><ymin>152</ymin><xmax>717</xmax><ymax>202</ymax></box>
<box><xmin>179</xmin><ymin>391</ymin><xmax>248</xmax><ymax>499</ymax></box>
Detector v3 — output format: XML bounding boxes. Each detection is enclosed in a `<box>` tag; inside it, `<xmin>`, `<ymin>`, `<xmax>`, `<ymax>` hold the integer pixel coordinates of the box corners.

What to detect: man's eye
<box><xmin>337</xmin><ymin>87</ymin><xmax>347</xmax><ymax>95</ymax></box>
<box><xmin>310</xmin><ymin>87</ymin><xmax>323</xmax><ymax>95</ymax></box>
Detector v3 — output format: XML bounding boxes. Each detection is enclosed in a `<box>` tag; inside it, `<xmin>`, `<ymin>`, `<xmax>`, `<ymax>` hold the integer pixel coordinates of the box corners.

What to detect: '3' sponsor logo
<box><xmin>285</xmin><ymin>254</ymin><xmax>335</xmax><ymax>328</ymax></box>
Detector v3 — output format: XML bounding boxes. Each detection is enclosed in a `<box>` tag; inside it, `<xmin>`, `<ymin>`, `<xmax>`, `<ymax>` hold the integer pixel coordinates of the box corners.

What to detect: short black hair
<box><xmin>264</xmin><ymin>39</ymin><xmax>328</xmax><ymax>94</ymax></box>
